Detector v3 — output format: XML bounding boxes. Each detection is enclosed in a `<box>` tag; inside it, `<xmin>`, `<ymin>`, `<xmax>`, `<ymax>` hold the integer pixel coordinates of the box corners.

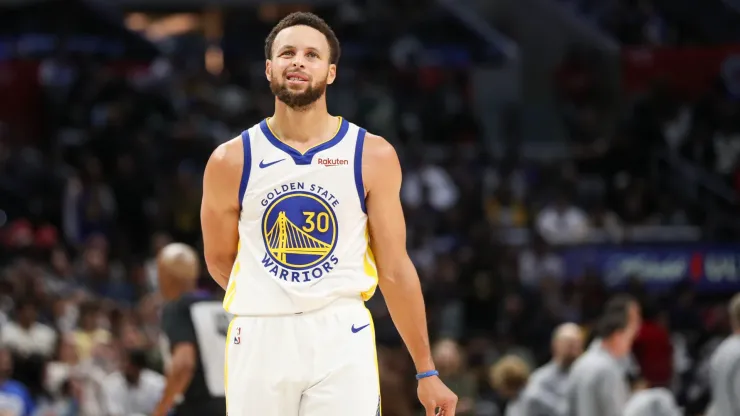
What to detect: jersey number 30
<box><xmin>302</xmin><ymin>211</ymin><xmax>330</xmax><ymax>233</ymax></box>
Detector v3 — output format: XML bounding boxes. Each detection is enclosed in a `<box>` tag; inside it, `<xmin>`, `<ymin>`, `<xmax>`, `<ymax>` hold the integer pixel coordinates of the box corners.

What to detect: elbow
<box><xmin>377</xmin><ymin>266</ymin><xmax>403</xmax><ymax>287</ymax></box>
<box><xmin>377</xmin><ymin>257</ymin><xmax>416</xmax><ymax>287</ymax></box>
<box><xmin>204</xmin><ymin>256</ymin><xmax>221</xmax><ymax>278</ymax></box>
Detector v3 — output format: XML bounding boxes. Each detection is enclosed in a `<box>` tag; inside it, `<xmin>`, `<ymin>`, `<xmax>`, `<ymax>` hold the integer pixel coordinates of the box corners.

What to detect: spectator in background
<box><xmin>401</xmin><ymin>157</ymin><xmax>459</xmax><ymax>212</ymax></box>
<box><xmin>61</xmin><ymin>158</ymin><xmax>117</xmax><ymax>247</ymax></box>
<box><xmin>432</xmin><ymin>339</ymin><xmax>477</xmax><ymax>415</ymax></box>
<box><xmin>536</xmin><ymin>192</ymin><xmax>590</xmax><ymax>245</ymax></box>
<box><xmin>481</xmin><ymin>154</ymin><xmax>529</xmax><ymax>204</ymax></box>
<box><xmin>711</xmin><ymin>117</ymin><xmax>740</xmax><ymax>178</ymax></box>
<box><xmin>0</xmin><ymin>347</ymin><xmax>34</xmax><ymax>416</ymax></box>
<box><xmin>707</xmin><ymin>293</ymin><xmax>740</xmax><ymax>416</ymax></box>
<box><xmin>73</xmin><ymin>302</ymin><xmax>111</xmax><ymax>362</ymax></box>
<box><xmin>102</xmin><ymin>349</ymin><xmax>164</xmax><ymax>416</ymax></box>
<box><xmin>0</xmin><ymin>299</ymin><xmax>56</xmax><ymax>359</ymax></box>
<box><xmin>518</xmin><ymin>323</ymin><xmax>585</xmax><ymax>416</ymax></box>
<box><xmin>649</xmin><ymin>194</ymin><xmax>689</xmax><ymax>226</ymax></box>
<box><xmin>679</xmin><ymin>122</ymin><xmax>716</xmax><ymax>171</ymax></box>
<box><xmin>638</xmin><ymin>0</ymin><xmax>669</xmax><ymax>46</ymax></box>
<box><xmin>566</xmin><ymin>301</ymin><xmax>641</xmax><ymax>416</ymax></box>
<box><xmin>45</xmin><ymin>247</ymin><xmax>81</xmax><ymax>303</ymax></box>
<box><xmin>489</xmin><ymin>355</ymin><xmax>532</xmax><ymax>416</ymax></box>
<box><xmin>485</xmin><ymin>182</ymin><xmax>528</xmax><ymax>228</ymax></box>
<box><xmin>44</xmin><ymin>333</ymin><xmax>106</xmax><ymax>416</ymax></box>
<box><xmin>517</xmin><ymin>235</ymin><xmax>564</xmax><ymax>289</ymax></box>
<box><xmin>662</xmin><ymin>101</ymin><xmax>693</xmax><ymax>152</ymax></box>
<box><xmin>34</xmin><ymin>378</ymin><xmax>83</xmax><ymax>416</ymax></box>
<box><xmin>632</xmin><ymin>303</ymin><xmax>673</xmax><ymax>388</ymax></box>
<box><xmin>588</xmin><ymin>201</ymin><xmax>623</xmax><ymax>242</ymax></box>
<box><xmin>624</xmin><ymin>376</ymin><xmax>682</xmax><ymax>416</ymax></box>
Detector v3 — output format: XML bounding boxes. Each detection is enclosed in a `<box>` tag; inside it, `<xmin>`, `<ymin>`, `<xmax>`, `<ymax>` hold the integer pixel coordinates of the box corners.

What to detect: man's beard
<box><xmin>270</xmin><ymin>74</ymin><xmax>327</xmax><ymax>110</ymax></box>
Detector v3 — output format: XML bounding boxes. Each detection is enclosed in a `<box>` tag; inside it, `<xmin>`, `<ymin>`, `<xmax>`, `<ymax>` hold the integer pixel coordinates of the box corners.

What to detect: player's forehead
<box><xmin>273</xmin><ymin>25</ymin><xmax>330</xmax><ymax>54</ymax></box>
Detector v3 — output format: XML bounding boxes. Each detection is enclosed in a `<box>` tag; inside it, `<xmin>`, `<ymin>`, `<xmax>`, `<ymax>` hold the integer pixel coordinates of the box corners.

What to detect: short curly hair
<box><xmin>264</xmin><ymin>12</ymin><xmax>341</xmax><ymax>65</ymax></box>
<box><xmin>490</xmin><ymin>355</ymin><xmax>531</xmax><ymax>396</ymax></box>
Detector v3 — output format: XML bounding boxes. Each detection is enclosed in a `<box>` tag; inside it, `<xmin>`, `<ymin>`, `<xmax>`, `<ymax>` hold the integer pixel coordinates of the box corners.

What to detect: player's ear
<box><xmin>327</xmin><ymin>64</ymin><xmax>337</xmax><ymax>85</ymax></box>
<box><xmin>265</xmin><ymin>60</ymin><xmax>272</xmax><ymax>82</ymax></box>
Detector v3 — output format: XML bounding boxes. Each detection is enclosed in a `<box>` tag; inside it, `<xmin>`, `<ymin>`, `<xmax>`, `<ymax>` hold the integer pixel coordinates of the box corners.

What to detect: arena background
<box><xmin>1</xmin><ymin>0</ymin><xmax>740</xmax><ymax>414</ymax></box>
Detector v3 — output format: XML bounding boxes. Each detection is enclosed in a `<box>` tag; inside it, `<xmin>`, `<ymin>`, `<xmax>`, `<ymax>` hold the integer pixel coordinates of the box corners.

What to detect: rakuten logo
<box><xmin>317</xmin><ymin>158</ymin><xmax>348</xmax><ymax>167</ymax></box>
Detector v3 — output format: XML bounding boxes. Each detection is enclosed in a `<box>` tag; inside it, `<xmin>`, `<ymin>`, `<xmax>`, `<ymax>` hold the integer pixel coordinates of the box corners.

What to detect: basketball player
<box><xmin>200</xmin><ymin>11</ymin><xmax>458</xmax><ymax>416</ymax></box>
<box><xmin>153</xmin><ymin>243</ymin><xmax>230</xmax><ymax>416</ymax></box>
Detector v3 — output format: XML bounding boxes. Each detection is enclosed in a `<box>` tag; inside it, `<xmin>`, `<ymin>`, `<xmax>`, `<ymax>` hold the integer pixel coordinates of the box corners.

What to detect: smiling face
<box><xmin>266</xmin><ymin>24</ymin><xmax>337</xmax><ymax>110</ymax></box>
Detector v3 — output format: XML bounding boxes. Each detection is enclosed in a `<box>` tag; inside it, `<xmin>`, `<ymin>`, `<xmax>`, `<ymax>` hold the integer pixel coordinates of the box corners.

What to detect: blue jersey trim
<box><xmin>238</xmin><ymin>130</ymin><xmax>252</xmax><ymax>209</ymax></box>
<box><xmin>259</xmin><ymin>118</ymin><xmax>350</xmax><ymax>165</ymax></box>
<box><xmin>354</xmin><ymin>128</ymin><xmax>367</xmax><ymax>213</ymax></box>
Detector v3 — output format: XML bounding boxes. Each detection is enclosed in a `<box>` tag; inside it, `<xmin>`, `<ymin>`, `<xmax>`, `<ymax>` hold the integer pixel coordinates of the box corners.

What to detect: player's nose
<box><xmin>290</xmin><ymin>56</ymin><xmax>305</xmax><ymax>68</ymax></box>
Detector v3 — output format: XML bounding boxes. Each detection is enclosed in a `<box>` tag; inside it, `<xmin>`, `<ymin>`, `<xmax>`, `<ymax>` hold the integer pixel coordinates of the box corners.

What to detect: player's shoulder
<box><xmin>361</xmin><ymin>131</ymin><xmax>396</xmax><ymax>161</ymax></box>
<box><xmin>204</xmin><ymin>134</ymin><xmax>249</xmax><ymax>192</ymax></box>
<box><xmin>209</xmin><ymin>135</ymin><xmax>245</xmax><ymax>167</ymax></box>
<box><xmin>209</xmin><ymin>120</ymin><xmax>265</xmax><ymax>166</ymax></box>
<box><xmin>359</xmin><ymin>131</ymin><xmax>401</xmax><ymax>191</ymax></box>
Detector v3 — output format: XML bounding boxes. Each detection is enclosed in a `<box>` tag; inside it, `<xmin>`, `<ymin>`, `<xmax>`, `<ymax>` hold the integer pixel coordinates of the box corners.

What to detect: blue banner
<box><xmin>561</xmin><ymin>245</ymin><xmax>740</xmax><ymax>292</ymax></box>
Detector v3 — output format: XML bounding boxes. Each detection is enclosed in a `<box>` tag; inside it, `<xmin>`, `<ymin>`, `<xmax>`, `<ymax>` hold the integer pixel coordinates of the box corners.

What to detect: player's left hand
<box><xmin>417</xmin><ymin>376</ymin><xmax>458</xmax><ymax>415</ymax></box>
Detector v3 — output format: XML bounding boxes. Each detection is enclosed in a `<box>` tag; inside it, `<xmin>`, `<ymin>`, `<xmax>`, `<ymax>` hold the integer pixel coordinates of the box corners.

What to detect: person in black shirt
<box><xmin>152</xmin><ymin>243</ymin><xmax>229</xmax><ymax>416</ymax></box>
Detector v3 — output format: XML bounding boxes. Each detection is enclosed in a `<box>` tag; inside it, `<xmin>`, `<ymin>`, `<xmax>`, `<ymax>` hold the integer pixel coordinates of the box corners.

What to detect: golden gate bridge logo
<box><xmin>261</xmin><ymin>191</ymin><xmax>338</xmax><ymax>270</ymax></box>
<box><xmin>265</xmin><ymin>212</ymin><xmax>332</xmax><ymax>262</ymax></box>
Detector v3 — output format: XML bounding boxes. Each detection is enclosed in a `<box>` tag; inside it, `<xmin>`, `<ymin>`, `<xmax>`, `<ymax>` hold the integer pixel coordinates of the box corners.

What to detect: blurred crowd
<box><xmin>561</xmin><ymin>0</ymin><xmax>740</xmax><ymax>47</ymax></box>
<box><xmin>558</xmin><ymin>0</ymin><xmax>682</xmax><ymax>46</ymax></box>
<box><xmin>0</xmin><ymin>2</ymin><xmax>739</xmax><ymax>416</ymax></box>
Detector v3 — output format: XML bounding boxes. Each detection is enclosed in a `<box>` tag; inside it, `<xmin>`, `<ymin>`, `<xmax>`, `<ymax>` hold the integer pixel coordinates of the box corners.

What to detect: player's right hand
<box><xmin>417</xmin><ymin>376</ymin><xmax>458</xmax><ymax>415</ymax></box>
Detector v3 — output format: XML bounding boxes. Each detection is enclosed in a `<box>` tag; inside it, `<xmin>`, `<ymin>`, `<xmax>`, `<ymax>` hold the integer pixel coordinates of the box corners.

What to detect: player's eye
<box><xmin>306</xmin><ymin>52</ymin><xmax>319</xmax><ymax>58</ymax></box>
<box><xmin>281</xmin><ymin>51</ymin><xmax>295</xmax><ymax>57</ymax></box>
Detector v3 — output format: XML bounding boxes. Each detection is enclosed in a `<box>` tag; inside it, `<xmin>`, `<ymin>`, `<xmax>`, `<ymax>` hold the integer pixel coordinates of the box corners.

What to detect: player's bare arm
<box><xmin>201</xmin><ymin>138</ymin><xmax>243</xmax><ymax>289</ymax></box>
<box><xmin>152</xmin><ymin>343</ymin><xmax>197</xmax><ymax>416</ymax></box>
<box><xmin>363</xmin><ymin>133</ymin><xmax>458</xmax><ymax>415</ymax></box>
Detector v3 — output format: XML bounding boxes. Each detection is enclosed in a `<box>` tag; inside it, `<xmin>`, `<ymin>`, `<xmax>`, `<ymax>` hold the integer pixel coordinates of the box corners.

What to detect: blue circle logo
<box><xmin>261</xmin><ymin>191</ymin><xmax>338</xmax><ymax>270</ymax></box>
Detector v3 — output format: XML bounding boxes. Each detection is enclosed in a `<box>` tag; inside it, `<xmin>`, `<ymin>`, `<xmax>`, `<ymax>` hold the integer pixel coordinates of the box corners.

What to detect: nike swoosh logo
<box><xmin>351</xmin><ymin>324</ymin><xmax>370</xmax><ymax>333</ymax></box>
<box><xmin>259</xmin><ymin>159</ymin><xmax>285</xmax><ymax>169</ymax></box>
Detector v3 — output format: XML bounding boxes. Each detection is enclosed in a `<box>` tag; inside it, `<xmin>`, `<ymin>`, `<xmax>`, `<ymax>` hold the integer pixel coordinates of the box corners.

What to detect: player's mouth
<box><xmin>285</xmin><ymin>72</ymin><xmax>309</xmax><ymax>85</ymax></box>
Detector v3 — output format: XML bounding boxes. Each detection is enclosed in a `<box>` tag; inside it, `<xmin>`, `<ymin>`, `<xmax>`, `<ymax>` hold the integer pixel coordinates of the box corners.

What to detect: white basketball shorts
<box><xmin>224</xmin><ymin>298</ymin><xmax>381</xmax><ymax>416</ymax></box>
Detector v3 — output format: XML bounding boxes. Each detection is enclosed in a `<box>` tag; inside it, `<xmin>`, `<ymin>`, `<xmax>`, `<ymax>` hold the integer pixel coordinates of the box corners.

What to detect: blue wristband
<box><xmin>415</xmin><ymin>370</ymin><xmax>439</xmax><ymax>380</ymax></box>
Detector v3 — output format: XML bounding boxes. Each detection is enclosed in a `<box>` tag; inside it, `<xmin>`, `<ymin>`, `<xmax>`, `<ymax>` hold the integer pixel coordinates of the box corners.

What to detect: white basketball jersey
<box><xmin>222</xmin><ymin>117</ymin><xmax>378</xmax><ymax>316</ymax></box>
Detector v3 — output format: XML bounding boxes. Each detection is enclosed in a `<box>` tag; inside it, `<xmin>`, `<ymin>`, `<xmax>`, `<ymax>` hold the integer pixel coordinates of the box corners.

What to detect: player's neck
<box><xmin>271</xmin><ymin>99</ymin><xmax>334</xmax><ymax>143</ymax></box>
